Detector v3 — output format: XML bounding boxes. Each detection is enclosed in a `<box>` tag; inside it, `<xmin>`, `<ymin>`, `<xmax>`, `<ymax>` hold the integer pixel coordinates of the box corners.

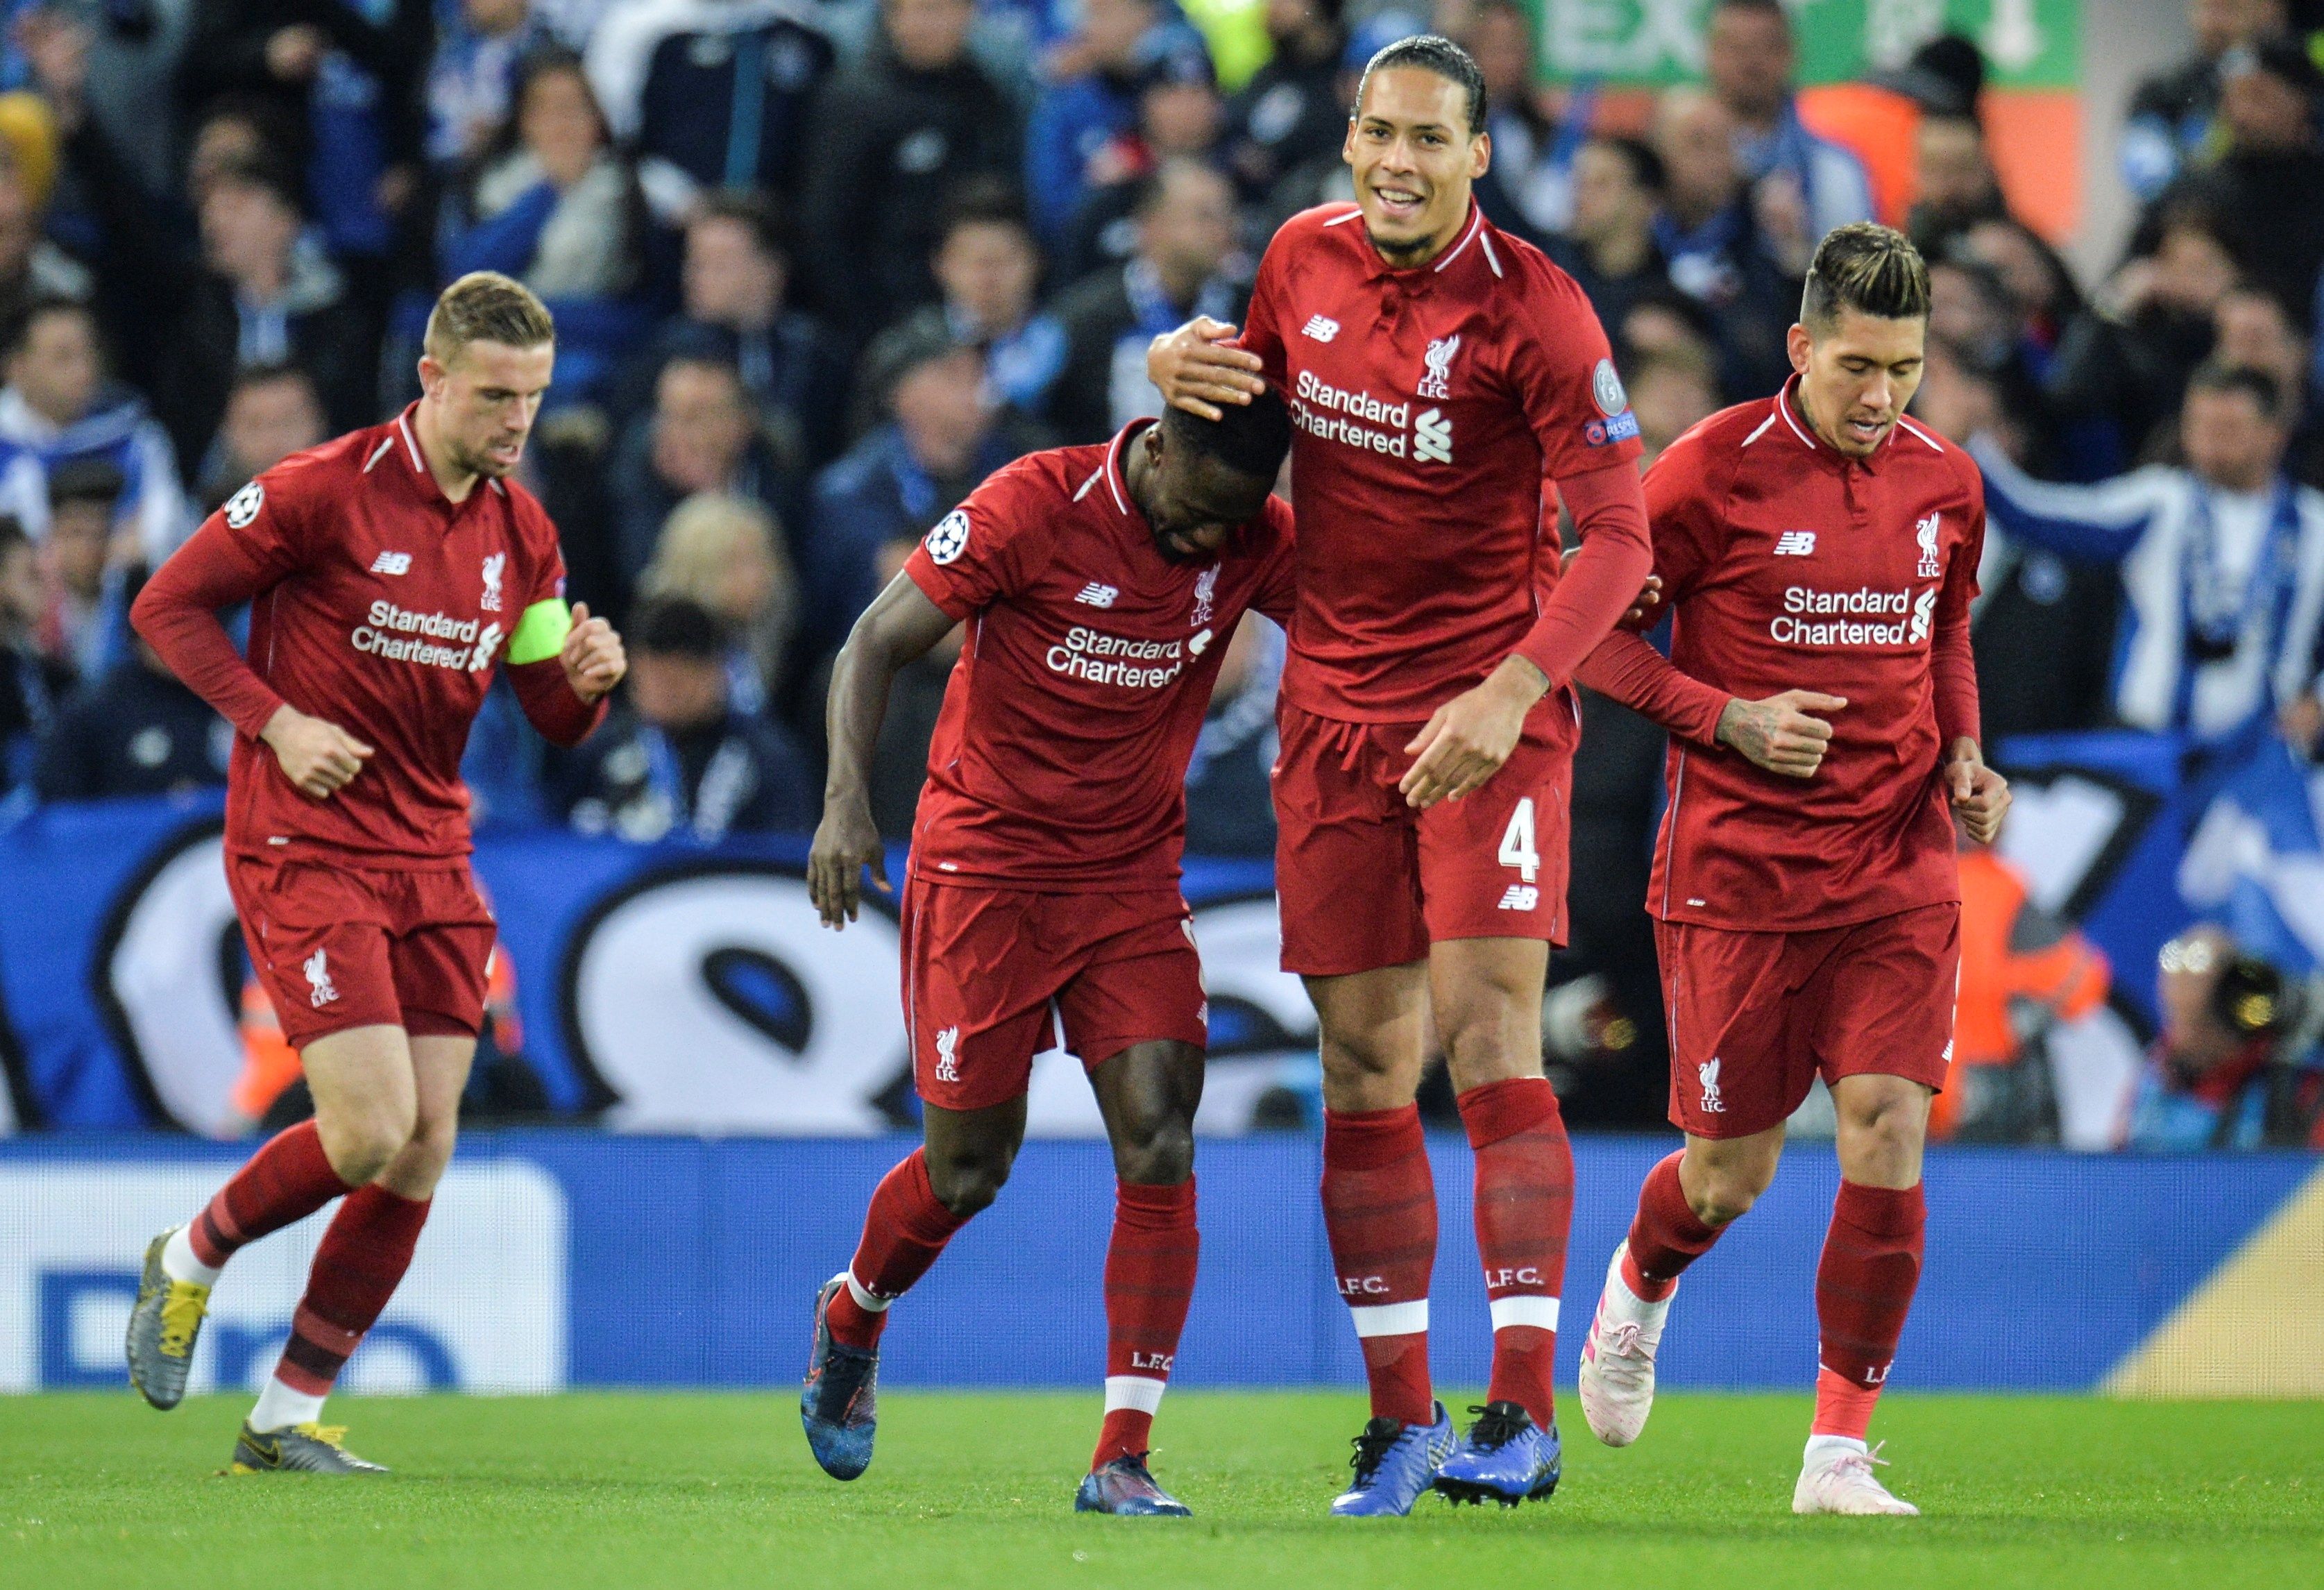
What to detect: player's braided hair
<box><xmin>1356</xmin><ymin>35</ymin><xmax>1487</xmax><ymax>137</ymax></box>
<box><xmin>1801</xmin><ymin>223</ymin><xmax>1931</xmax><ymax>330</ymax></box>
<box><xmin>1162</xmin><ymin>387</ymin><xmax>1292</xmax><ymax>480</ymax></box>
<box><xmin>425</xmin><ymin>271</ymin><xmax>557</xmax><ymax>365</ymax></box>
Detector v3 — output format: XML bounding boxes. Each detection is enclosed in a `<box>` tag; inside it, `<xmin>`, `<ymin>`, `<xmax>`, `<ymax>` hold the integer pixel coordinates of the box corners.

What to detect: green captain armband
<box><xmin>507</xmin><ymin>598</ymin><xmax>574</xmax><ymax>665</ymax></box>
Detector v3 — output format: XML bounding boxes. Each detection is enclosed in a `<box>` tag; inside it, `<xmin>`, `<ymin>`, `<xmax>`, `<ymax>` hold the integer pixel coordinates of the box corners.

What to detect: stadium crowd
<box><xmin>0</xmin><ymin>0</ymin><xmax>2318</xmax><ymax>1137</ymax></box>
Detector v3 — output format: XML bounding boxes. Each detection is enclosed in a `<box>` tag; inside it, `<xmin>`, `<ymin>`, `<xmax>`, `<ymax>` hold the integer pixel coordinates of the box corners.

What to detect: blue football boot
<box><xmin>1432</xmin><ymin>1401</ymin><xmax>1561</xmax><ymax>1507</ymax></box>
<box><xmin>1330</xmin><ymin>1402</ymin><xmax>1457</xmax><ymax>1517</ymax></box>
<box><xmin>800</xmin><ymin>1274</ymin><xmax>879</xmax><ymax>1480</ymax></box>
<box><xmin>1074</xmin><ymin>1454</ymin><xmax>1193</xmax><ymax>1516</ymax></box>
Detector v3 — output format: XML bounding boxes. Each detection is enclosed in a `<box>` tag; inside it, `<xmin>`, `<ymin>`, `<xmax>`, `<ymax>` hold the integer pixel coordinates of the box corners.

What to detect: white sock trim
<box><xmin>1348</xmin><ymin>1299</ymin><xmax>1429</xmax><ymax>1339</ymax></box>
<box><xmin>249</xmin><ymin>1378</ymin><xmax>327</xmax><ymax>1434</ymax></box>
<box><xmin>1103</xmin><ymin>1374</ymin><xmax>1168</xmax><ymax>1414</ymax></box>
<box><xmin>1804</xmin><ymin>1433</ymin><xmax>1869</xmax><ymax>1462</ymax></box>
<box><xmin>1489</xmin><ymin>1295</ymin><xmax>1561</xmax><ymax>1333</ymax></box>
<box><xmin>161</xmin><ymin>1225</ymin><xmax>221</xmax><ymax>1287</ymax></box>
<box><xmin>842</xmin><ymin>1271</ymin><xmax>891</xmax><ymax>1313</ymax></box>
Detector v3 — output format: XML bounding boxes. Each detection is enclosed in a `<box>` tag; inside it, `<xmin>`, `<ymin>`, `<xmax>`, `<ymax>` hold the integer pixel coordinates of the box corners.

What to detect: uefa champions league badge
<box><xmin>927</xmin><ymin>509</ymin><xmax>971</xmax><ymax>566</ymax></box>
<box><xmin>224</xmin><ymin>480</ymin><xmax>264</xmax><ymax>529</ymax></box>
<box><xmin>1591</xmin><ymin>358</ymin><xmax>1629</xmax><ymax>416</ymax></box>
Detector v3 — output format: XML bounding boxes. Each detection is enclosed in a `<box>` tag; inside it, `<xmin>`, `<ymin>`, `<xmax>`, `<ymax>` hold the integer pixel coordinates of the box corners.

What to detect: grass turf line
<box><xmin>1</xmin><ymin>1392</ymin><xmax>2318</xmax><ymax>1589</ymax></box>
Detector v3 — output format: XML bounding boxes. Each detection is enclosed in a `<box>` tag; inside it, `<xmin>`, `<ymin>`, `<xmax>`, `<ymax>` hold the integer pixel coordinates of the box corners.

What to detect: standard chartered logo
<box><xmin>1290</xmin><ymin>370</ymin><xmax>1454</xmax><ymax>463</ymax></box>
<box><xmin>1769</xmin><ymin>585</ymin><xmax>1936</xmax><ymax>648</ymax></box>
<box><xmin>1046</xmin><ymin>625</ymin><xmax>1187</xmax><ymax>688</ymax></box>
<box><xmin>350</xmin><ymin>600</ymin><xmax>504</xmax><ymax>673</ymax></box>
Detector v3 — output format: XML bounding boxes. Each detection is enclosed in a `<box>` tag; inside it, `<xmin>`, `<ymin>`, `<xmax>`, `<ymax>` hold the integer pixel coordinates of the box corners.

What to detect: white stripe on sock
<box><xmin>1489</xmin><ymin>1295</ymin><xmax>1561</xmax><ymax>1333</ymax></box>
<box><xmin>842</xmin><ymin>1270</ymin><xmax>892</xmax><ymax>1312</ymax></box>
<box><xmin>248</xmin><ymin>1377</ymin><xmax>326</xmax><ymax>1434</ymax></box>
<box><xmin>1348</xmin><ymin>1299</ymin><xmax>1429</xmax><ymax>1338</ymax></box>
<box><xmin>1103</xmin><ymin>1375</ymin><xmax>1167</xmax><ymax>1414</ymax></box>
<box><xmin>162</xmin><ymin>1224</ymin><xmax>221</xmax><ymax>1287</ymax></box>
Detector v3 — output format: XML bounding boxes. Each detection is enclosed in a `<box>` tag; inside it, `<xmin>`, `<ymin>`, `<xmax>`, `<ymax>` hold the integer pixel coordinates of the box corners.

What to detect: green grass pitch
<box><xmin>2</xmin><ymin>1392</ymin><xmax>2318</xmax><ymax>1588</ymax></box>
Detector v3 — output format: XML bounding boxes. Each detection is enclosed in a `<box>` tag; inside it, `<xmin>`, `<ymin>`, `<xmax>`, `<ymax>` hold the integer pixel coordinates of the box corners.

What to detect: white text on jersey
<box><xmin>1046</xmin><ymin>625</ymin><xmax>1187</xmax><ymax>689</ymax></box>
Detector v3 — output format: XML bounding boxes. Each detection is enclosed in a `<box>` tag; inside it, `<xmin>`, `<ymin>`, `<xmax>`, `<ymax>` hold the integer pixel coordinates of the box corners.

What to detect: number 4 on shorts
<box><xmin>1498</xmin><ymin>799</ymin><xmax>1539</xmax><ymax>883</ymax></box>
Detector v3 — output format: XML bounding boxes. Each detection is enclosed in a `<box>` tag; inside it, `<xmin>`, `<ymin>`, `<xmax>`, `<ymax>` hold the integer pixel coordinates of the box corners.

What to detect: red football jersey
<box><xmin>134</xmin><ymin>406</ymin><xmax>593</xmax><ymax>867</ymax></box>
<box><xmin>1240</xmin><ymin>201</ymin><xmax>1646</xmax><ymax>722</ymax></box>
<box><xmin>1634</xmin><ymin>381</ymin><xmax>1986</xmax><ymax>931</ymax></box>
<box><xmin>904</xmin><ymin>422</ymin><xmax>1297</xmax><ymax>891</ymax></box>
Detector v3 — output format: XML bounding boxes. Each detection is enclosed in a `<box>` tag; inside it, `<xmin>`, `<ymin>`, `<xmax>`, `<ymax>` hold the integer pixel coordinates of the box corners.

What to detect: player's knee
<box><xmin>1113</xmin><ymin>1113</ymin><xmax>1194</xmax><ymax>1187</ymax></box>
<box><xmin>1683</xmin><ymin>1149</ymin><xmax>1777</xmax><ymax>1226</ymax></box>
<box><xmin>319</xmin><ymin>1108</ymin><xmax>412</xmax><ymax>1186</ymax></box>
<box><xmin>927</xmin><ymin>1148</ymin><xmax>1012</xmax><ymax>1218</ymax></box>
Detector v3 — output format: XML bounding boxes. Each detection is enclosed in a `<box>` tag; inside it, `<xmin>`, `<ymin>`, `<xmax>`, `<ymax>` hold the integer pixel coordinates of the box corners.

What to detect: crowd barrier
<box><xmin>6</xmin><ymin>1134</ymin><xmax>2317</xmax><ymax>1397</ymax></box>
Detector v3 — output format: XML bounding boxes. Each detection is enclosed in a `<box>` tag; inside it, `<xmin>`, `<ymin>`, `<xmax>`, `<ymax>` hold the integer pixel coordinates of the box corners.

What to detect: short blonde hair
<box><xmin>424</xmin><ymin>271</ymin><xmax>556</xmax><ymax>365</ymax></box>
<box><xmin>643</xmin><ymin>493</ymin><xmax>791</xmax><ymax>609</ymax></box>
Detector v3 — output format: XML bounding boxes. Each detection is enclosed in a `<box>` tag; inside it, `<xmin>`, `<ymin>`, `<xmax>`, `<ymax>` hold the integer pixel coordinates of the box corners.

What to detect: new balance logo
<box><xmin>1497</xmin><ymin>884</ymin><xmax>1538</xmax><ymax>911</ymax></box>
<box><xmin>370</xmin><ymin>551</ymin><xmax>412</xmax><ymax>575</ymax></box>
<box><xmin>1414</xmin><ymin>407</ymin><xmax>1452</xmax><ymax>464</ymax></box>
<box><xmin>933</xmin><ymin>1025</ymin><xmax>960</xmax><ymax>1083</ymax></box>
<box><xmin>1301</xmin><ymin>314</ymin><xmax>1339</xmax><ymax>341</ymax></box>
<box><xmin>1773</xmin><ymin>531</ymin><xmax>1816</xmax><ymax>557</ymax></box>
<box><xmin>1699</xmin><ymin>1058</ymin><xmax>1724</xmax><ymax>1114</ymax></box>
<box><xmin>1074</xmin><ymin>582</ymin><xmax>1119</xmax><ymax>608</ymax></box>
<box><xmin>1916</xmin><ymin>512</ymin><xmax>1943</xmax><ymax>578</ymax></box>
<box><xmin>304</xmin><ymin>949</ymin><xmax>339</xmax><ymax>1008</ymax></box>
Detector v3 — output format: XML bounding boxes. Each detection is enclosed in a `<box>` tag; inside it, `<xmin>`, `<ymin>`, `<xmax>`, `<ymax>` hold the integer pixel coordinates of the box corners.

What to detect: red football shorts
<box><xmin>1273</xmin><ymin>697</ymin><xmax>1577</xmax><ymax>976</ymax></box>
<box><xmin>227</xmin><ymin>855</ymin><xmax>498</xmax><ymax>1050</ymax></box>
<box><xmin>1656</xmin><ymin>902</ymin><xmax>1960</xmax><ymax>1140</ymax></box>
<box><xmin>900</xmin><ymin>881</ymin><xmax>1209</xmax><ymax>1113</ymax></box>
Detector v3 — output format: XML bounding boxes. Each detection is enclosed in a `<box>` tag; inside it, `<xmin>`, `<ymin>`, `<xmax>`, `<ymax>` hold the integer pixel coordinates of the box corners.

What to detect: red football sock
<box><xmin>1458</xmin><ymin>1077</ymin><xmax>1570</xmax><ymax>1430</ymax></box>
<box><xmin>1622</xmin><ymin>1150</ymin><xmax>1726</xmax><ymax>1303</ymax></box>
<box><xmin>1812</xmin><ymin>1180</ymin><xmax>1926</xmax><ymax>1440</ymax></box>
<box><xmin>189</xmin><ymin>1119</ymin><xmax>356</xmax><ymax>1270</ymax></box>
<box><xmin>1094</xmin><ymin>1177</ymin><xmax>1199</xmax><ymax>1469</ymax></box>
<box><xmin>826</xmin><ymin>1149</ymin><xmax>969</xmax><ymax>1351</ymax></box>
<box><xmin>273</xmin><ymin>1185</ymin><xmax>431</xmax><ymax>1396</ymax></box>
<box><xmin>1322</xmin><ymin>1104</ymin><xmax>1436</xmax><ymax>1428</ymax></box>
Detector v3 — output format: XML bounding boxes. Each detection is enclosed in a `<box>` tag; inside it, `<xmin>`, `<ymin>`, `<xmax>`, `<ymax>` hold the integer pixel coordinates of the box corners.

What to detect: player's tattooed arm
<box><xmin>1715</xmin><ymin>691</ymin><xmax>1848</xmax><ymax>779</ymax></box>
<box><xmin>260</xmin><ymin>704</ymin><xmax>374</xmax><ymax>800</ymax></box>
<box><xmin>1944</xmin><ymin>738</ymin><xmax>2011</xmax><ymax>845</ymax></box>
<box><xmin>1148</xmin><ymin>317</ymin><xmax>1265</xmax><ymax>421</ymax></box>
<box><xmin>810</xmin><ymin>574</ymin><xmax>958</xmax><ymax>928</ymax></box>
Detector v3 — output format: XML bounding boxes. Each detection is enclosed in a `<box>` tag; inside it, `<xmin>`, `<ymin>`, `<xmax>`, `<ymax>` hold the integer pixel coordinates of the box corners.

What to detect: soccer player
<box><xmin>1146</xmin><ymin>35</ymin><xmax>1654</xmax><ymax>1512</ymax></box>
<box><xmin>800</xmin><ymin>394</ymin><xmax>1297</xmax><ymax>1516</ymax></box>
<box><xmin>1568</xmin><ymin>223</ymin><xmax>2010</xmax><ymax>1516</ymax></box>
<box><xmin>122</xmin><ymin>273</ymin><xmax>624</xmax><ymax>1474</ymax></box>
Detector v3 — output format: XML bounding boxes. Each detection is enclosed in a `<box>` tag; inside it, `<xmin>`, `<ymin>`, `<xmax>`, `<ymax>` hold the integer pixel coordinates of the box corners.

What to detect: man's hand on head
<box><xmin>1148</xmin><ymin>318</ymin><xmax>1264</xmax><ymax>422</ymax></box>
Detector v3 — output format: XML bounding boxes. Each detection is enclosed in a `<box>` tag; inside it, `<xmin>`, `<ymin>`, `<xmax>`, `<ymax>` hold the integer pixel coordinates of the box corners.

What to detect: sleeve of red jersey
<box><xmin>502</xmin><ymin>498</ymin><xmax>607</xmax><ymax>747</ymax></box>
<box><xmin>1575</xmin><ymin>630</ymin><xmax>1730</xmax><ymax>747</ymax></box>
<box><xmin>902</xmin><ymin>466</ymin><xmax>1051</xmax><ymax>620</ymax></box>
<box><xmin>1251</xmin><ymin>497</ymin><xmax>1298</xmax><ymax>627</ymax></box>
<box><xmin>1933</xmin><ymin>456</ymin><xmax>1987</xmax><ymax>747</ymax></box>
<box><xmin>1503</xmin><ymin>262</ymin><xmax>1654</xmax><ymax>688</ymax></box>
<box><xmin>129</xmin><ymin>462</ymin><xmax>316</xmax><ymax>738</ymax></box>
<box><xmin>1238</xmin><ymin>232</ymin><xmax>1289</xmax><ymax>389</ymax></box>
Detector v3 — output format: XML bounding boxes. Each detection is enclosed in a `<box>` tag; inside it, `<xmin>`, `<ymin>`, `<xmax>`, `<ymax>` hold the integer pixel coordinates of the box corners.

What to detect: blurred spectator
<box><xmin>927</xmin><ymin>179</ymin><xmax>1067</xmax><ymax>421</ymax></box>
<box><xmin>1223</xmin><ymin>0</ymin><xmax>1344</xmax><ymax>208</ymax></box>
<box><xmin>1624</xmin><ymin>344</ymin><xmax>1720</xmax><ymax>468</ymax></box>
<box><xmin>2213</xmin><ymin>284</ymin><xmax>2323</xmax><ymax>486</ymax></box>
<box><xmin>1060</xmin><ymin>31</ymin><xmax>1225</xmax><ymax>280</ymax></box>
<box><xmin>2120</xmin><ymin>0</ymin><xmax>2289</xmax><ymax>203</ymax></box>
<box><xmin>1051</xmin><ymin>158</ymin><xmax>1244</xmax><ymax>443</ymax></box>
<box><xmin>1928</xmin><ymin>248</ymin><xmax>2060</xmax><ymax>466</ymax></box>
<box><xmin>609</xmin><ymin>350</ymin><xmax>791</xmax><ymax>590</ymax></box>
<box><xmin>426</xmin><ymin>0</ymin><xmax>548</xmax><ymax>170</ymax></box>
<box><xmin>1547</xmin><ymin>135</ymin><xmax>1672</xmax><ymax>346</ymax></box>
<box><xmin>625</xmin><ymin>191</ymin><xmax>847</xmax><ymax>473</ymax></box>
<box><xmin>2124</xmin><ymin>924</ymin><xmax>2321</xmax><ymax>1149</ymax></box>
<box><xmin>638</xmin><ymin>490</ymin><xmax>797</xmax><ymax>717</ymax></box>
<box><xmin>0</xmin><ymin>516</ymin><xmax>67</xmax><ymax>792</ymax></box>
<box><xmin>34</xmin><ymin>638</ymin><xmax>232</xmax><ymax>800</ymax></box>
<box><xmin>1703</xmin><ymin>0</ymin><xmax>1873</xmax><ymax>243</ymax></box>
<box><xmin>814</xmin><ymin>529</ymin><xmax>960</xmax><ymax>838</ymax></box>
<box><xmin>1959</xmin><ymin>216</ymin><xmax>2083</xmax><ymax>368</ymax></box>
<box><xmin>155</xmin><ymin>159</ymin><xmax>371</xmax><ymax>471</ymax></box>
<box><xmin>1024</xmin><ymin>0</ymin><xmax>1180</xmax><ymax>246</ymax></box>
<box><xmin>442</xmin><ymin>48</ymin><xmax>650</xmax><ymax>407</ymax></box>
<box><xmin>178</xmin><ymin>0</ymin><xmax>431</xmax><ymax>272</ymax></box>
<box><xmin>1183</xmin><ymin>610</ymin><xmax>1280</xmax><ymax>855</ymax></box>
<box><xmin>183</xmin><ymin>93</ymin><xmax>304</xmax><ymax>215</ymax></box>
<box><xmin>2151</xmin><ymin>37</ymin><xmax>2324</xmax><ymax>330</ymax></box>
<box><xmin>1650</xmin><ymin>89</ymin><xmax>1796</xmax><ymax>400</ymax></box>
<box><xmin>556</xmin><ymin>593</ymin><xmax>815</xmax><ymax>841</ymax></box>
<box><xmin>585</xmin><ymin>0</ymin><xmax>836</xmax><ymax>208</ymax></box>
<box><xmin>1971</xmin><ymin>362</ymin><xmax>2324</xmax><ymax>759</ymax></box>
<box><xmin>33</xmin><ymin>456</ymin><xmax>130</xmax><ymax>681</ymax></box>
<box><xmin>2047</xmin><ymin>203</ymin><xmax>2238</xmax><ymax>471</ymax></box>
<box><xmin>194</xmin><ymin>362</ymin><xmax>326</xmax><ymax>511</ymax></box>
<box><xmin>801</xmin><ymin>0</ymin><xmax>1021</xmax><ymax>339</ymax></box>
<box><xmin>1906</xmin><ymin>110</ymin><xmax>2007</xmax><ymax>247</ymax></box>
<box><xmin>809</xmin><ymin>316</ymin><xmax>1043</xmax><ymax>639</ymax></box>
<box><xmin>1459</xmin><ymin>0</ymin><xmax>1575</xmax><ymax>243</ymax></box>
<box><xmin>1937</xmin><ymin>843</ymin><xmax>2111</xmax><ymax>1142</ymax></box>
<box><xmin>0</xmin><ymin>298</ymin><xmax>185</xmax><ymax>568</ymax></box>
<box><xmin>0</xmin><ymin>146</ymin><xmax>90</xmax><ymax>337</ymax></box>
